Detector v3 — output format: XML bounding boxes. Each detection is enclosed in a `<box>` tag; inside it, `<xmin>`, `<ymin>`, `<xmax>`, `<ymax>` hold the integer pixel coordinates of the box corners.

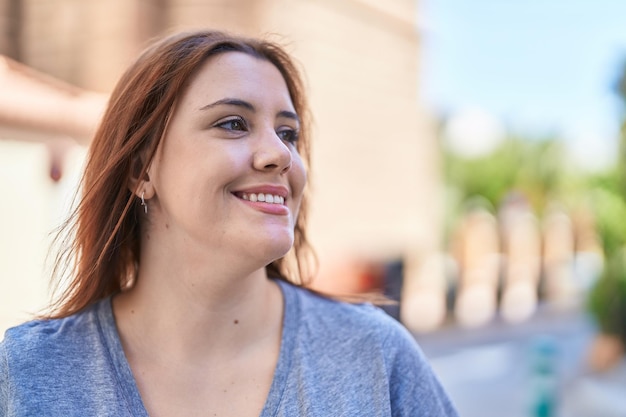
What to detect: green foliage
<box><xmin>444</xmin><ymin>135</ymin><xmax>567</xmax><ymax>214</ymax></box>
<box><xmin>441</xmin><ymin>121</ymin><xmax>626</xmax><ymax>340</ymax></box>
<box><xmin>439</xmin><ymin>73</ymin><xmax>626</xmax><ymax>339</ymax></box>
<box><xmin>588</xmin><ymin>250</ymin><xmax>626</xmax><ymax>343</ymax></box>
<box><xmin>586</xmin><ymin>181</ymin><xmax>626</xmax><ymax>257</ymax></box>
<box><xmin>585</xmin><ymin>56</ymin><xmax>626</xmax><ymax>339</ymax></box>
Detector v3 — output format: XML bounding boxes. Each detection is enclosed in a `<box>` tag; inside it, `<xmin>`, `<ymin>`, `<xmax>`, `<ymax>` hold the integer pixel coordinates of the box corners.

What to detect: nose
<box><xmin>252</xmin><ymin>128</ymin><xmax>292</xmax><ymax>174</ymax></box>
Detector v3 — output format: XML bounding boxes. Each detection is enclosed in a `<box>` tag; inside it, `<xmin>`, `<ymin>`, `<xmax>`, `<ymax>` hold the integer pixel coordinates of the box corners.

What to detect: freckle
<box><xmin>131</xmin><ymin>310</ymin><xmax>135</xmax><ymax>314</ymax></box>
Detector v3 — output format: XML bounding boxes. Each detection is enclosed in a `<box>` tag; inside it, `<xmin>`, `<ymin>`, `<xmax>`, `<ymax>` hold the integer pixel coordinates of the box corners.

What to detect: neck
<box><xmin>112</xmin><ymin>242</ymin><xmax>284</xmax><ymax>363</ymax></box>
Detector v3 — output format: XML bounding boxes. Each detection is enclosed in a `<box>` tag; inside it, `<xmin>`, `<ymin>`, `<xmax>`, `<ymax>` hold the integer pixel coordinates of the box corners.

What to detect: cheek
<box><xmin>290</xmin><ymin>153</ymin><xmax>307</xmax><ymax>198</ymax></box>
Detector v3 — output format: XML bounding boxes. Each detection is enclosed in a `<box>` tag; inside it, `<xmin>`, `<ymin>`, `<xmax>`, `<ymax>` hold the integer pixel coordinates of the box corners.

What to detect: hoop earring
<box><xmin>140</xmin><ymin>191</ymin><xmax>148</xmax><ymax>214</ymax></box>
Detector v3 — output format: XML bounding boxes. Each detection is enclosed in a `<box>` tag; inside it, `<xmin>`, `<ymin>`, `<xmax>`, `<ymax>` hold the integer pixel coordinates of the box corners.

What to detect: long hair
<box><xmin>47</xmin><ymin>30</ymin><xmax>316</xmax><ymax>318</ymax></box>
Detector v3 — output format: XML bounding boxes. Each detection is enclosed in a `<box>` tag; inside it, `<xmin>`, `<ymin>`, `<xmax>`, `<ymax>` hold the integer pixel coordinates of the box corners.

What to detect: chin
<box><xmin>258</xmin><ymin>232</ymin><xmax>295</xmax><ymax>263</ymax></box>
<box><xmin>231</xmin><ymin>222</ymin><xmax>295</xmax><ymax>264</ymax></box>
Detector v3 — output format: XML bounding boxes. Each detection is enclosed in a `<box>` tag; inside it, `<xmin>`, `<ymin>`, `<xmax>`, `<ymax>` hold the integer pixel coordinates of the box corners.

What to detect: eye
<box><xmin>276</xmin><ymin>128</ymin><xmax>300</xmax><ymax>144</ymax></box>
<box><xmin>214</xmin><ymin>117</ymin><xmax>247</xmax><ymax>132</ymax></box>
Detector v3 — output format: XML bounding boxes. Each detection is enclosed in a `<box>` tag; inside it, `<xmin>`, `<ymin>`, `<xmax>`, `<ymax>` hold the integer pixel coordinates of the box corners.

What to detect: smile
<box><xmin>240</xmin><ymin>193</ymin><xmax>285</xmax><ymax>205</ymax></box>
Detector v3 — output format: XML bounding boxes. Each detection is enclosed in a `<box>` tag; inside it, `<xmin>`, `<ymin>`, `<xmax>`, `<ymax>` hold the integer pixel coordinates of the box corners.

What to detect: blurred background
<box><xmin>2</xmin><ymin>0</ymin><xmax>626</xmax><ymax>416</ymax></box>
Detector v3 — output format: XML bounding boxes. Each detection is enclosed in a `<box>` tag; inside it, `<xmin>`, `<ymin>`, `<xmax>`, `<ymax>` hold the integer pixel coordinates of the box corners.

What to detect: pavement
<box><xmin>413</xmin><ymin>305</ymin><xmax>626</xmax><ymax>417</ymax></box>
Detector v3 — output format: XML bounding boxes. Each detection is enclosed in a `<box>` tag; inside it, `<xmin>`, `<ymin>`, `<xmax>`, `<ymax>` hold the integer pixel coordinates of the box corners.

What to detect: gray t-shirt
<box><xmin>0</xmin><ymin>280</ymin><xmax>458</xmax><ymax>416</ymax></box>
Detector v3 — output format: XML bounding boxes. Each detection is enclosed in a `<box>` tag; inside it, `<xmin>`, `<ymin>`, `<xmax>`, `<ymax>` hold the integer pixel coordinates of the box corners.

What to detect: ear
<box><xmin>128</xmin><ymin>155</ymin><xmax>155</xmax><ymax>199</ymax></box>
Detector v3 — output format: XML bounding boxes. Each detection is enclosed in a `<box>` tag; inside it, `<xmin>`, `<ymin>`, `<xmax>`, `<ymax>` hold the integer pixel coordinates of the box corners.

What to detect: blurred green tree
<box><xmin>586</xmin><ymin>56</ymin><xmax>626</xmax><ymax>348</ymax></box>
<box><xmin>443</xmin><ymin>133</ymin><xmax>567</xmax><ymax>215</ymax></box>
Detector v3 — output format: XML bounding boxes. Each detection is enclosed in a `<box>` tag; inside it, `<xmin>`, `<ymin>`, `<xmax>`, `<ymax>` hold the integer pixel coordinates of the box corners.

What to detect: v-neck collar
<box><xmin>94</xmin><ymin>279</ymin><xmax>299</xmax><ymax>417</ymax></box>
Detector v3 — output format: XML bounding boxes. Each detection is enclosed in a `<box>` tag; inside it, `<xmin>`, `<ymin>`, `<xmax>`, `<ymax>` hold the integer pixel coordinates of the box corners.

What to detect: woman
<box><xmin>0</xmin><ymin>31</ymin><xmax>458</xmax><ymax>416</ymax></box>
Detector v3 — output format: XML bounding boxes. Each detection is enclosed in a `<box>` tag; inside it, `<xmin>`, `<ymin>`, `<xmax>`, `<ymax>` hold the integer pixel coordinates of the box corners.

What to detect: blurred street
<box><xmin>416</xmin><ymin>305</ymin><xmax>626</xmax><ymax>417</ymax></box>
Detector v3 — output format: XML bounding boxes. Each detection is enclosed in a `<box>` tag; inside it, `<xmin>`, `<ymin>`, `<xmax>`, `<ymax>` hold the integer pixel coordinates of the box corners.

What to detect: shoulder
<box><xmin>0</xmin><ymin>299</ymin><xmax>140</xmax><ymax>416</ymax></box>
<box><xmin>0</xmin><ymin>301</ymin><xmax>109</xmax><ymax>392</ymax></box>
<box><xmin>281</xmin><ymin>281</ymin><xmax>420</xmax><ymax>356</ymax></box>
<box><xmin>1</xmin><ymin>303</ymin><xmax>101</xmax><ymax>358</ymax></box>
<box><xmin>276</xmin><ymin>282</ymin><xmax>459</xmax><ymax>416</ymax></box>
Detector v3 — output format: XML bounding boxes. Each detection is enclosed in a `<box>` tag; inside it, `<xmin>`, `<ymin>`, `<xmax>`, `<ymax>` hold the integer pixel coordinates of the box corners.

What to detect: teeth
<box><xmin>240</xmin><ymin>193</ymin><xmax>285</xmax><ymax>205</ymax></box>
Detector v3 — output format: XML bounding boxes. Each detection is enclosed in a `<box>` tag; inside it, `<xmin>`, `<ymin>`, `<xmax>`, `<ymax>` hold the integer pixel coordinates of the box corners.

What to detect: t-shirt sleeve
<box><xmin>0</xmin><ymin>339</ymin><xmax>9</xmax><ymax>417</ymax></box>
<box><xmin>382</xmin><ymin>320</ymin><xmax>459</xmax><ymax>417</ymax></box>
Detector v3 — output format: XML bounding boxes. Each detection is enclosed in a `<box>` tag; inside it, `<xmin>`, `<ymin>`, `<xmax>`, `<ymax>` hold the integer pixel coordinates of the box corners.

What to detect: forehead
<box><xmin>178</xmin><ymin>51</ymin><xmax>294</xmax><ymax>110</ymax></box>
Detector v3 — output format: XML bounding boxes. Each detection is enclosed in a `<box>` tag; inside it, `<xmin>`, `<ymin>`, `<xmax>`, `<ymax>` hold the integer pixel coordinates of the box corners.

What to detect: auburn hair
<box><xmin>47</xmin><ymin>30</ymin><xmax>316</xmax><ymax>318</ymax></box>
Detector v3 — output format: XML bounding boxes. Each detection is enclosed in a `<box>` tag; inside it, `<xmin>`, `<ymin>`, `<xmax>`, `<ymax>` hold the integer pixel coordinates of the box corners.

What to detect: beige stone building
<box><xmin>0</xmin><ymin>0</ymin><xmax>442</xmax><ymax>332</ymax></box>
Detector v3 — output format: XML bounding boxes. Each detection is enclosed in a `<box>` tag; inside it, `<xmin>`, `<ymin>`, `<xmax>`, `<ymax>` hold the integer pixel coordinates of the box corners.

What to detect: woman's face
<box><xmin>145</xmin><ymin>52</ymin><xmax>306</xmax><ymax>265</ymax></box>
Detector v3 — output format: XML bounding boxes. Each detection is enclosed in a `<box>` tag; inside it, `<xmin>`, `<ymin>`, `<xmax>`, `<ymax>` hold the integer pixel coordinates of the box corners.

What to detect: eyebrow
<box><xmin>200</xmin><ymin>98</ymin><xmax>253</xmax><ymax>111</ymax></box>
<box><xmin>277</xmin><ymin>110</ymin><xmax>300</xmax><ymax>124</ymax></box>
<box><xmin>199</xmin><ymin>98</ymin><xmax>300</xmax><ymax>123</ymax></box>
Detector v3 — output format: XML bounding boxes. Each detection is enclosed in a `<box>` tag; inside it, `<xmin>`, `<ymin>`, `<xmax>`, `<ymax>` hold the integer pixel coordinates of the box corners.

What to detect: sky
<box><xmin>419</xmin><ymin>0</ymin><xmax>626</xmax><ymax>169</ymax></box>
